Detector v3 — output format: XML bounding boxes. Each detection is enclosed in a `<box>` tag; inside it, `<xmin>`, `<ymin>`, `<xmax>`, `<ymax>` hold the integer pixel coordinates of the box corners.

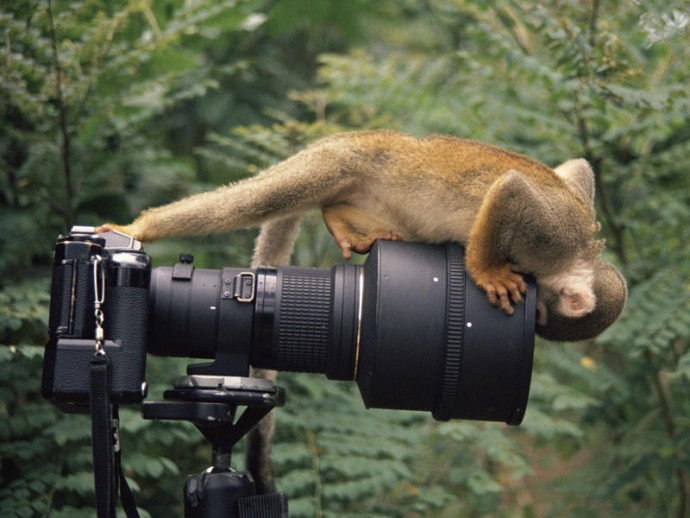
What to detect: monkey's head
<box><xmin>531</xmin><ymin>158</ymin><xmax>626</xmax><ymax>341</ymax></box>
<box><xmin>535</xmin><ymin>259</ymin><xmax>627</xmax><ymax>341</ymax></box>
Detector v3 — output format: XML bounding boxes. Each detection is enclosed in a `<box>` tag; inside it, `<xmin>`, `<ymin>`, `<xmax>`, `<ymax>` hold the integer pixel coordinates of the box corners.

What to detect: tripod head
<box><xmin>142</xmin><ymin>375</ymin><xmax>288</xmax><ymax>517</ymax></box>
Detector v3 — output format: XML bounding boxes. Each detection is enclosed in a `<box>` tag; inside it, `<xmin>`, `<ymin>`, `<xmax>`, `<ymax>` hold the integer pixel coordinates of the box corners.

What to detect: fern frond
<box><xmin>600</xmin><ymin>264</ymin><xmax>690</xmax><ymax>358</ymax></box>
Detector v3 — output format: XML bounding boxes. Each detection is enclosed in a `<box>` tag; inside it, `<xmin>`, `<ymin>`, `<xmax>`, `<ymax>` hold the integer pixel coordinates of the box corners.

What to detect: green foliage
<box><xmin>576</xmin><ymin>263</ymin><xmax>690</xmax><ymax>517</ymax></box>
<box><xmin>1</xmin><ymin>0</ymin><xmax>293</xmax><ymax>515</ymax></box>
<box><xmin>272</xmin><ymin>375</ymin><xmax>443</xmax><ymax>517</ymax></box>
<box><xmin>2</xmin><ymin>0</ymin><xmax>689</xmax><ymax>516</ymax></box>
<box><xmin>275</xmin><ymin>1</ymin><xmax>690</xmax><ymax>515</ymax></box>
<box><xmin>1</xmin><ymin>0</ymin><xmax>251</xmax><ymax>280</ymax></box>
<box><xmin>0</xmin><ymin>279</ymin><xmax>51</xmax><ymax>345</ymax></box>
<box><xmin>0</xmin><ymin>345</ymin><xmax>64</xmax><ymax>518</ymax></box>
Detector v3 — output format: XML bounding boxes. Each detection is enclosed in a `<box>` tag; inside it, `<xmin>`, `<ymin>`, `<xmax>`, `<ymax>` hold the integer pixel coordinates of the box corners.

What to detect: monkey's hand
<box><xmin>470</xmin><ymin>264</ymin><xmax>527</xmax><ymax>316</ymax></box>
<box><xmin>95</xmin><ymin>223</ymin><xmax>139</xmax><ymax>239</ymax></box>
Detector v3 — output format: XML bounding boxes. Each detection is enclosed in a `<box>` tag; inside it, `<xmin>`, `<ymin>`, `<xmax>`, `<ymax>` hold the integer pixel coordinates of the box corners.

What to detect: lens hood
<box><xmin>357</xmin><ymin>241</ymin><xmax>536</xmax><ymax>425</ymax></box>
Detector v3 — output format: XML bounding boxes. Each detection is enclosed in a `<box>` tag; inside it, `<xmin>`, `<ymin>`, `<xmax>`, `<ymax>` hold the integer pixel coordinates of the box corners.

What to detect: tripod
<box><xmin>142</xmin><ymin>375</ymin><xmax>288</xmax><ymax>517</ymax></box>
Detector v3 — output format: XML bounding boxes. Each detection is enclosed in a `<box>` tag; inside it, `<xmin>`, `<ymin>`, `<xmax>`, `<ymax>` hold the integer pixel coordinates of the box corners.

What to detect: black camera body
<box><xmin>42</xmin><ymin>227</ymin><xmax>150</xmax><ymax>412</ymax></box>
<box><xmin>43</xmin><ymin>225</ymin><xmax>536</xmax><ymax>424</ymax></box>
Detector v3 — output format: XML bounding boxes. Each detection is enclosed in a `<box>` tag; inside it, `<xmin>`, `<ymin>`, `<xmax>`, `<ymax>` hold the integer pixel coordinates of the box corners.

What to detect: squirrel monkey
<box><xmin>98</xmin><ymin>130</ymin><xmax>627</xmax><ymax>493</ymax></box>
<box><xmin>99</xmin><ymin>130</ymin><xmax>626</xmax><ymax>335</ymax></box>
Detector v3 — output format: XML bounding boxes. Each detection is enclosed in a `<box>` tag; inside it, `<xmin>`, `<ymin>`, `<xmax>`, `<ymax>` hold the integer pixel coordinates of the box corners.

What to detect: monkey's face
<box><xmin>535</xmin><ymin>260</ymin><xmax>627</xmax><ymax>341</ymax></box>
<box><xmin>536</xmin><ymin>257</ymin><xmax>597</xmax><ymax>321</ymax></box>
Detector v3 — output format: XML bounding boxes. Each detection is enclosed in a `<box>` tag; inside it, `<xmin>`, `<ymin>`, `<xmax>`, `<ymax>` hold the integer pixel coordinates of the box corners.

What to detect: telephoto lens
<box><xmin>148</xmin><ymin>241</ymin><xmax>536</xmax><ymax>425</ymax></box>
<box><xmin>356</xmin><ymin>242</ymin><xmax>535</xmax><ymax>424</ymax></box>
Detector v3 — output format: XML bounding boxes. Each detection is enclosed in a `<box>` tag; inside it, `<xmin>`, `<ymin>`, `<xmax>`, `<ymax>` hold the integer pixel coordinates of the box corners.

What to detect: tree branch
<box><xmin>588</xmin><ymin>0</ymin><xmax>601</xmax><ymax>52</ymax></box>
<box><xmin>573</xmin><ymin>0</ymin><xmax>629</xmax><ymax>265</ymax></box>
<box><xmin>572</xmin><ymin>87</ymin><xmax>627</xmax><ymax>264</ymax></box>
<box><xmin>47</xmin><ymin>0</ymin><xmax>74</xmax><ymax>226</ymax></box>
<box><xmin>302</xmin><ymin>416</ymin><xmax>323</xmax><ymax>518</ymax></box>
<box><xmin>645</xmin><ymin>350</ymin><xmax>689</xmax><ymax>518</ymax></box>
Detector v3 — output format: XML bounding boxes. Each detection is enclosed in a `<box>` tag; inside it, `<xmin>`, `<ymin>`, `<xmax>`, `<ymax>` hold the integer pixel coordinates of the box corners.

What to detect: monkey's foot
<box><xmin>336</xmin><ymin>230</ymin><xmax>401</xmax><ymax>260</ymax></box>
<box><xmin>472</xmin><ymin>265</ymin><xmax>527</xmax><ymax>316</ymax></box>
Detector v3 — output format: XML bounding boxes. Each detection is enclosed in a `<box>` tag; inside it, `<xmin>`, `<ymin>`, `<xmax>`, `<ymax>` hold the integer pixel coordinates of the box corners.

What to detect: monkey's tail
<box><xmin>246</xmin><ymin>214</ymin><xmax>303</xmax><ymax>494</ymax></box>
<box><xmin>246</xmin><ymin>365</ymin><xmax>278</xmax><ymax>494</ymax></box>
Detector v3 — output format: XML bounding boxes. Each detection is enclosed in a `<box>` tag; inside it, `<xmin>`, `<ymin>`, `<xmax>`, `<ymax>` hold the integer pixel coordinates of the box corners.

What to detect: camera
<box><xmin>43</xmin><ymin>225</ymin><xmax>536</xmax><ymax>423</ymax></box>
<box><xmin>42</xmin><ymin>225</ymin><xmax>537</xmax><ymax>516</ymax></box>
<box><xmin>42</xmin><ymin>227</ymin><xmax>150</xmax><ymax>410</ymax></box>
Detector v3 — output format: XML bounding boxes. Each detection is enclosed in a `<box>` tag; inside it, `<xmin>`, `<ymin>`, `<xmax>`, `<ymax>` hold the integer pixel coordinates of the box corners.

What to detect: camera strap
<box><xmin>90</xmin><ymin>357</ymin><xmax>140</xmax><ymax>518</ymax></box>
<box><xmin>90</xmin><ymin>352</ymin><xmax>116</xmax><ymax>518</ymax></box>
<box><xmin>113</xmin><ymin>407</ymin><xmax>140</xmax><ymax>518</ymax></box>
<box><xmin>89</xmin><ymin>256</ymin><xmax>140</xmax><ymax>518</ymax></box>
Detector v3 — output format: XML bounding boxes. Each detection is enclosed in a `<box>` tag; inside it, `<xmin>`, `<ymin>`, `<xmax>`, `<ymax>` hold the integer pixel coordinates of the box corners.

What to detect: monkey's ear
<box><xmin>554</xmin><ymin>159</ymin><xmax>595</xmax><ymax>208</ymax></box>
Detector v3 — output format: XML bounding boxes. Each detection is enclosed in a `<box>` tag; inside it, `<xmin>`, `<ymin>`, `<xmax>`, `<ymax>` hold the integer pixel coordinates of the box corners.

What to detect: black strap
<box><xmin>90</xmin><ymin>353</ymin><xmax>116</xmax><ymax>518</ymax></box>
<box><xmin>117</xmin><ymin>452</ymin><xmax>139</xmax><ymax>517</ymax></box>
<box><xmin>90</xmin><ymin>357</ymin><xmax>141</xmax><ymax>518</ymax></box>
<box><xmin>113</xmin><ymin>407</ymin><xmax>140</xmax><ymax>518</ymax></box>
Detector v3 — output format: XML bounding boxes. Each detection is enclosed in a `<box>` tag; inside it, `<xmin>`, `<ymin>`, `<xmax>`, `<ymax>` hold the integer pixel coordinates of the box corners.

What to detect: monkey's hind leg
<box><xmin>322</xmin><ymin>203</ymin><xmax>401</xmax><ymax>260</ymax></box>
<box><xmin>245</xmin><ymin>216</ymin><xmax>303</xmax><ymax>494</ymax></box>
<box><xmin>252</xmin><ymin>215</ymin><xmax>304</xmax><ymax>268</ymax></box>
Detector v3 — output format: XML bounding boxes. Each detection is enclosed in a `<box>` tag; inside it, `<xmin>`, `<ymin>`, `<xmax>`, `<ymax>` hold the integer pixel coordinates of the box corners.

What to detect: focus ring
<box><xmin>275</xmin><ymin>268</ymin><xmax>331</xmax><ymax>372</ymax></box>
<box><xmin>432</xmin><ymin>244</ymin><xmax>466</xmax><ymax>421</ymax></box>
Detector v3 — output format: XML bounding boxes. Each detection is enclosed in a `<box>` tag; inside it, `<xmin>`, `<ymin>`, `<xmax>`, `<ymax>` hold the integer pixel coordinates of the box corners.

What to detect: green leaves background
<box><xmin>1</xmin><ymin>1</ymin><xmax>689</xmax><ymax>516</ymax></box>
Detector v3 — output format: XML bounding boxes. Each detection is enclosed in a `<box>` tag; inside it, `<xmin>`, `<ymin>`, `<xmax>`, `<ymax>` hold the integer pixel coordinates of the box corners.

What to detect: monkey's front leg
<box><xmin>322</xmin><ymin>203</ymin><xmax>401</xmax><ymax>260</ymax></box>
<box><xmin>466</xmin><ymin>172</ymin><xmax>530</xmax><ymax>315</ymax></box>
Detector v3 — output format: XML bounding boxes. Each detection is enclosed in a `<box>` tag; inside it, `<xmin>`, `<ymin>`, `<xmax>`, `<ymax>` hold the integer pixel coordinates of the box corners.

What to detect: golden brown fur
<box><xmin>100</xmin><ymin>130</ymin><xmax>622</xmax><ymax>325</ymax></box>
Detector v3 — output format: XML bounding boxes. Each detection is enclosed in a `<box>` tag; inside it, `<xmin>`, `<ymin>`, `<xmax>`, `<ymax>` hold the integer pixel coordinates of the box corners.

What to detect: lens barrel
<box><xmin>148</xmin><ymin>241</ymin><xmax>535</xmax><ymax>424</ymax></box>
<box><xmin>356</xmin><ymin>242</ymin><xmax>535</xmax><ymax>424</ymax></box>
<box><xmin>252</xmin><ymin>265</ymin><xmax>361</xmax><ymax>381</ymax></box>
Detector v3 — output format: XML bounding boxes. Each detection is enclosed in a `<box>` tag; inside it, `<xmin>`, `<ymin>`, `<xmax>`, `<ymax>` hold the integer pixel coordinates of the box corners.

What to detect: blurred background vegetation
<box><xmin>1</xmin><ymin>0</ymin><xmax>689</xmax><ymax>516</ymax></box>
